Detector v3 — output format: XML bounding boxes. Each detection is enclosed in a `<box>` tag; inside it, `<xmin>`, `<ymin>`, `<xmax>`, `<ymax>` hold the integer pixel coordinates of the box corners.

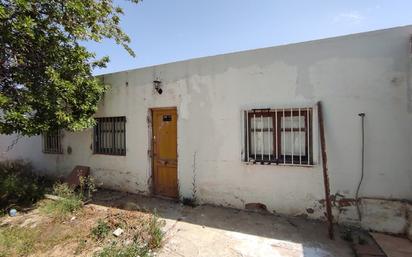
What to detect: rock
<box><xmin>70</xmin><ymin>216</ymin><xmax>76</xmax><ymax>221</ymax></box>
<box><xmin>123</xmin><ymin>202</ymin><xmax>140</xmax><ymax>211</ymax></box>
<box><xmin>113</xmin><ymin>228</ymin><xmax>124</xmax><ymax>237</ymax></box>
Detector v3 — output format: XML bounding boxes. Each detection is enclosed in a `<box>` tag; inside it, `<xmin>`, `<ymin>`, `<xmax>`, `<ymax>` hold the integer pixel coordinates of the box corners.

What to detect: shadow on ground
<box><xmin>92</xmin><ymin>189</ymin><xmax>354</xmax><ymax>257</ymax></box>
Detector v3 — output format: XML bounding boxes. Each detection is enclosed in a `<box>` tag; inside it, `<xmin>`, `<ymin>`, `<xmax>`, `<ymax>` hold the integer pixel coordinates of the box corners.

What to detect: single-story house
<box><xmin>1</xmin><ymin>25</ymin><xmax>412</xmax><ymax>236</ymax></box>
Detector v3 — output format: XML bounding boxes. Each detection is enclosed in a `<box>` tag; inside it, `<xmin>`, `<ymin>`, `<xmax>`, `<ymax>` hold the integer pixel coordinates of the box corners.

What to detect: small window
<box><xmin>42</xmin><ymin>130</ymin><xmax>62</xmax><ymax>154</ymax></box>
<box><xmin>93</xmin><ymin>117</ymin><xmax>126</xmax><ymax>155</ymax></box>
<box><xmin>244</xmin><ymin>108</ymin><xmax>313</xmax><ymax>165</ymax></box>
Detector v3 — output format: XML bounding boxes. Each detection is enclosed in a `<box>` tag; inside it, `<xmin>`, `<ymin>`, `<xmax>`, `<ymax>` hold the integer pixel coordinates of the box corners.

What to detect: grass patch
<box><xmin>0</xmin><ymin>226</ymin><xmax>39</xmax><ymax>256</ymax></box>
<box><xmin>0</xmin><ymin>222</ymin><xmax>84</xmax><ymax>256</ymax></box>
<box><xmin>92</xmin><ymin>210</ymin><xmax>165</xmax><ymax>257</ymax></box>
<box><xmin>91</xmin><ymin>219</ymin><xmax>111</xmax><ymax>240</ymax></box>
<box><xmin>39</xmin><ymin>183</ymin><xmax>83</xmax><ymax>219</ymax></box>
<box><xmin>147</xmin><ymin>212</ymin><xmax>164</xmax><ymax>249</ymax></box>
<box><xmin>94</xmin><ymin>242</ymin><xmax>151</xmax><ymax>257</ymax></box>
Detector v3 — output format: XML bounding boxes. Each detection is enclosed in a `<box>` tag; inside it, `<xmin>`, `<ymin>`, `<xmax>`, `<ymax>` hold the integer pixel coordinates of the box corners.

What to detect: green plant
<box><xmin>52</xmin><ymin>182</ymin><xmax>76</xmax><ymax>199</ymax></box>
<box><xmin>0</xmin><ymin>226</ymin><xmax>39</xmax><ymax>256</ymax></box>
<box><xmin>40</xmin><ymin>182</ymin><xmax>83</xmax><ymax>218</ymax></box>
<box><xmin>79</xmin><ymin>176</ymin><xmax>97</xmax><ymax>200</ymax></box>
<box><xmin>341</xmin><ymin>228</ymin><xmax>353</xmax><ymax>242</ymax></box>
<box><xmin>0</xmin><ymin>0</ymin><xmax>140</xmax><ymax>136</ymax></box>
<box><xmin>0</xmin><ymin>160</ymin><xmax>51</xmax><ymax>211</ymax></box>
<box><xmin>91</xmin><ymin>219</ymin><xmax>110</xmax><ymax>241</ymax></box>
<box><xmin>94</xmin><ymin>242</ymin><xmax>151</xmax><ymax>257</ymax></box>
<box><xmin>147</xmin><ymin>212</ymin><xmax>164</xmax><ymax>249</ymax></box>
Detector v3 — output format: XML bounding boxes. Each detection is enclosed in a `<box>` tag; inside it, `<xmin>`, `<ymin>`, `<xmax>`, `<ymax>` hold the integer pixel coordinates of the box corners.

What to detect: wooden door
<box><xmin>152</xmin><ymin>108</ymin><xmax>178</xmax><ymax>198</ymax></box>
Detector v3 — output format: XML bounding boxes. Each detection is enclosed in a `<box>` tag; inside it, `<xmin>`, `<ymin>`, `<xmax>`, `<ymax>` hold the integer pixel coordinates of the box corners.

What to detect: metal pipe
<box><xmin>275</xmin><ymin>111</ymin><xmax>278</xmax><ymax>160</ymax></box>
<box><xmin>254</xmin><ymin>114</ymin><xmax>256</xmax><ymax>160</ymax></box>
<box><xmin>261</xmin><ymin>115</ymin><xmax>263</xmax><ymax>160</ymax></box>
<box><xmin>317</xmin><ymin>101</ymin><xmax>334</xmax><ymax>240</ymax></box>
<box><xmin>299</xmin><ymin>108</ymin><xmax>302</xmax><ymax>165</ymax></box>
<box><xmin>283</xmin><ymin>109</ymin><xmax>285</xmax><ymax>164</ymax></box>
<box><xmin>246</xmin><ymin>111</ymin><xmax>249</xmax><ymax>162</ymax></box>
<box><xmin>268</xmin><ymin>116</ymin><xmax>271</xmax><ymax>161</ymax></box>
<box><xmin>307</xmin><ymin>108</ymin><xmax>310</xmax><ymax>165</ymax></box>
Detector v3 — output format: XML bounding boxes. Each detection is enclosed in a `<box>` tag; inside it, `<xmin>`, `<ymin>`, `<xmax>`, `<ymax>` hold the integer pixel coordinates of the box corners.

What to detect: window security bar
<box><xmin>43</xmin><ymin>130</ymin><xmax>62</xmax><ymax>154</ymax></box>
<box><xmin>94</xmin><ymin>116</ymin><xmax>126</xmax><ymax>155</ymax></box>
<box><xmin>244</xmin><ymin>107</ymin><xmax>313</xmax><ymax>166</ymax></box>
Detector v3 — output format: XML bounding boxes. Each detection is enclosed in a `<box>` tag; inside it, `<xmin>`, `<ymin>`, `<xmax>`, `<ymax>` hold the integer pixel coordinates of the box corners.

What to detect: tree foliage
<box><xmin>0</xmin><ymin>0</ymin><xmax>138</xmax><ymax>135</ymax></box>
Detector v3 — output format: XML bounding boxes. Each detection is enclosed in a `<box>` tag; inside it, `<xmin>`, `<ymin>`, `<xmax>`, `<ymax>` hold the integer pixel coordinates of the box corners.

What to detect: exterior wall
<box><xmin>1</xmin><ymin>26</ymin><xmax>412</xmax><ymax>233</ymax></box>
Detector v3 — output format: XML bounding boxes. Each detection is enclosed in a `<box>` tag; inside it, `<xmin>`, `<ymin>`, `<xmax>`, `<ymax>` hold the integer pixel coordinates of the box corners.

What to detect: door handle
<box><xmin>158</xmin><ymin>160</ymin><xmax>170</xmax><ymax>165</ymax></box>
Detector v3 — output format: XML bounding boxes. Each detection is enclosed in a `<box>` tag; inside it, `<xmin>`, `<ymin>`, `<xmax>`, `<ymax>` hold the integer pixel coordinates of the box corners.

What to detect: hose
<box><xmin>355</xmin><ymin>113</ymin><xmax>365</xmax><ymax>221</ymax></box>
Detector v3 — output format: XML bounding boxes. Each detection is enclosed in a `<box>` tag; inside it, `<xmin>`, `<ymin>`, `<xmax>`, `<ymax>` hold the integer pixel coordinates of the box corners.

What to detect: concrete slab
<box><xmin>93</xmin><ymin>190</ymin><xmax>354</xmax><ymax>257</ymax></box>
<box><xmin>353</xmin><ymin>244</ymin><xmax>385</xmax><ymax>256</ymax></box>
<box><xmin>371</xmin><ymin>233</ymin><xmax>412</xmax><ymax>257</ymax></box>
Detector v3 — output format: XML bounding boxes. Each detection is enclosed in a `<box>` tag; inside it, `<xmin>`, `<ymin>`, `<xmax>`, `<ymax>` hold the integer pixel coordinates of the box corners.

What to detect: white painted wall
<box><xmin>1</xmin><ymin>26</ymin><xmax>412</xmax><ymax>230</ymax></box>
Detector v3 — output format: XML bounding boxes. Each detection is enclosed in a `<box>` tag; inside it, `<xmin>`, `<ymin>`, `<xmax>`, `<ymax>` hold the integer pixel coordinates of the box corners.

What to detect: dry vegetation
<box><xmin>0</xmin><ymin>161</ymin><xmax>164</xmax><ymax>257</ymax></box>
<box><xmin>0</xmin><ymin>202</ymin><xmax>164</xmax><ymax>257</ymax></box>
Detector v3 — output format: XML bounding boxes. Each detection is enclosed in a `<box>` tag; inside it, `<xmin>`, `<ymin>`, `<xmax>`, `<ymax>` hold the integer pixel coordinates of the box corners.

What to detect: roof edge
<box><xmin>96</xmin><ymin>24</ymin><xmax>412</xmax><ymax>77</ymax></box>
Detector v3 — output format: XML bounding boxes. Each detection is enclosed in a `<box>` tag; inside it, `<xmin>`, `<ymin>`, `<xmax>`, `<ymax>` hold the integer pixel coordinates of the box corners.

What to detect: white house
<box><xmin>1</xmin><ymin>25</ymin><xmax>412</xmax><ymax>236</ymax></box>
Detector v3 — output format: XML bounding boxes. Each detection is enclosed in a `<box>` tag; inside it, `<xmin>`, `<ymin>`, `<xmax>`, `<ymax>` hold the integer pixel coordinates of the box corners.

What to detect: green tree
<box><xmin>0</xmin><ymin>0</ymin><xmax>138</xmax><ymax>135</ymax></box>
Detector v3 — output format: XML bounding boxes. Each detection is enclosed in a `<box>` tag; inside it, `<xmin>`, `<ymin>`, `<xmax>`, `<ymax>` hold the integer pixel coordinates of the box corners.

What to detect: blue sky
<box><xmin>86</xmin><ymin>0</ymin><xmax>412</xmax><ymax>75</ymax></box>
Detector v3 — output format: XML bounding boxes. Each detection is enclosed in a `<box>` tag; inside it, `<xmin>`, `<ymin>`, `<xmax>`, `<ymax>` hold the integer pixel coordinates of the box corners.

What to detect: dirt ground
<box><xmin>93</xmin><ymin>190</ymin><xmax>355</xmax><ymax>257</ymax></box>
<box><xmin>0</xmin><ymin>189</ymin><xmax>355</xmax><ymax>257</ymax></box>
<box><xmin>0</xmin><ymin>199</ymin><xmax>158</xmax><ymax>257</ymax></box>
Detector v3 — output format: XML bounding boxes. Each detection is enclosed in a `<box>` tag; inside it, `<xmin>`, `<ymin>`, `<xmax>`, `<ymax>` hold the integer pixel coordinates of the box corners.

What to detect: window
<box><xmin>42</xmin><ymin>130</ymin><xmax>62</xmax><ymax>154</ymax></box>
<box><xmin>93</xmin><ymin>117</ymin><xmax>126</xmax><ymax>155</ymax></box>
<box><xmin>244</xmin><ymin>108</ymin><xmax>313</xmax><ymax>165</ymax></box>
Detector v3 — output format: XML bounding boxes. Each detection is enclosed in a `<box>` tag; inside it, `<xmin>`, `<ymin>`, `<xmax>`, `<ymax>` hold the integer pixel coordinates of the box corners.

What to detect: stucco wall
<box><xmin>1</xmin><ymin>26</ymin><xmax>412</xmax><ymax>232</ymax></box>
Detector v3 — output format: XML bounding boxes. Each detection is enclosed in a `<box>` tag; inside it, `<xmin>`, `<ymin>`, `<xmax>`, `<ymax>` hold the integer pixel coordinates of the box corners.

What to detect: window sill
<box><xmin>92</xmin><ymin>153</ymin><xmax>126</xmax><ymax>157</ymax></box>
<box><xmin>242</xmin><ymin>161</ymin><xmax>316</xmax><ymax>168</ymax></box>
<box><xmin>43</xmin><ymin>151</ymin><xmax>63</xmax><ymax>155</ymax></box>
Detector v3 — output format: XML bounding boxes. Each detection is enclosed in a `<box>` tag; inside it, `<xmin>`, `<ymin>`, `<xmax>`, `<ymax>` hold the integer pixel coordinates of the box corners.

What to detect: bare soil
<box><xmin>0</xmin><ymin>200</ymin><xmax>156</xmax><ymax>257</ymax></box>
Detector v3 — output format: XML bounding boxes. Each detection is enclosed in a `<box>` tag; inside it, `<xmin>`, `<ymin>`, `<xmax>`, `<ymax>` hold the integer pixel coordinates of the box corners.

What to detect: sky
<box><xmin>85</xmin><ymin>0</ymin><xmax>412</xmax><ymax>75</ymax></box>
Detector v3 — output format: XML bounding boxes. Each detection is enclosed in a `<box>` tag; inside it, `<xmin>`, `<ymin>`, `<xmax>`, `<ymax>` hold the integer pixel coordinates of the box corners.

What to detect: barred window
<box><xmin>244</xmin><ymin>108</ymin><xmax>313</xmax><ymax>166</ymax></box>
<box><xmin>93</xmin><ymin>117</ymin><xmax>126</xmax><ymax>155</ymax></box>
<box><xmin>42</xmin><ymin>130</ymin><xmax>62</xmax><ymax>154</ymax></box>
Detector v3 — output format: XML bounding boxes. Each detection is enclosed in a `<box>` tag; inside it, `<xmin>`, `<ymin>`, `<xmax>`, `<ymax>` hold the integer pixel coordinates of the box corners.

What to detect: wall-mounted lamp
<box><xmin>153</xmin><ymin>80</ymin><xmax>163</xmax><ymax>94</ymax></box>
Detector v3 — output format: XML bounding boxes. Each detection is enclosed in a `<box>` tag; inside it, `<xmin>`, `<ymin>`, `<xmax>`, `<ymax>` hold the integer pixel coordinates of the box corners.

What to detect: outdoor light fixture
<box><xmin>153</xmin><ymin>80</ymin><xmax>163</xmax><ymax>94</ymax></box>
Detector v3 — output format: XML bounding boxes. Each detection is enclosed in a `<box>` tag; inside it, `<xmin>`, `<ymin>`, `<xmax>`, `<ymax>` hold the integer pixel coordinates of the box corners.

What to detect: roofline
<box><xmin>96</xmin><ymin>24</ymin><xmax>412</xmax><ymax>77</ymax></box>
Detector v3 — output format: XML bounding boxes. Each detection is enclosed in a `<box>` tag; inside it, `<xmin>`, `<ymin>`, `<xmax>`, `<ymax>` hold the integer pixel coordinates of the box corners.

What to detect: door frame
<box><xmin>149</xmin><ymin>107</ymin><xmax>179</xmax><ymax>199</ymax></box>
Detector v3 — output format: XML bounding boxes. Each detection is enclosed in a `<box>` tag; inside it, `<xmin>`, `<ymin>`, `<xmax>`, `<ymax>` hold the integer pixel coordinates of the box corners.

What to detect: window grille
<box><xmin>244</xmin><ymin>108</ymin><xmax>313</xmax><ymax>166</ymax></box>
<box><xmin>42</xmin><ymin>130</ymin><xmax>62</xmax><ymax>154</ymax></box>
<box><xmin>93</xmin><ymin>117</ymin><xmax>126</xmax><ymax>155</ymax></box>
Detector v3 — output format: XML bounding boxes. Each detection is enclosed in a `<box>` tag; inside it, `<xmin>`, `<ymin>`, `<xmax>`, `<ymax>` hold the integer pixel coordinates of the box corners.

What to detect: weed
<box><xmin>182</xmin><ymin>197</ymin><xmax>196</xmax><ymax>207</ymax></box>
<box><xmin>0</xmin><ymin>226</ymin><xmax>39</xmax><ymax>256</ymax></box>
<box><xmin>0</xmin><ymin>160</ymin><xmax>51</xmax><ymax>211</ymax></box>
<box><xmin>40</xmin><ymin>182</ymin><xmax>83</xmax><ymax>219</ymax></box>
<box><xmin>91</xmin><ymin>219</ymin><xmax>111</xmax><ymax>240</ymax></box>
<box><xmin>52</xmin><ymin>182</ymin><xmax>76</xmax><ymax>199</ymax></box>
<box><xmin>147</xmin><ymin>212</ymin><xmax>164</xmax><ymax>249</ymax></box>
<box><xmin>358</xmin><ymin>235</ymin><xmax>367</xmax><ymax>245</ymax></box>
<box><xmin>94</xmin><ymin>242</ymin><xmax>151</xmax><ymax>257</ymax></box>
<box><xmin>79</xmin><ymin>175</ymin><xmax>97</xmax><ymax>200</ymax></box>
<box><xmin>341</xmin><ymin>228</ymin><xmax>353</xmax><ymax>242</ymax></box>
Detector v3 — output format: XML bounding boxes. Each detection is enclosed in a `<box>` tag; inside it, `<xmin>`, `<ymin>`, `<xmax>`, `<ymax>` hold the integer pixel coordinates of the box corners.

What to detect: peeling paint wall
<box><xmin>1</xmin><ymin>26</ymin><xmax>412</xmax><ymax>234</ymax></box>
